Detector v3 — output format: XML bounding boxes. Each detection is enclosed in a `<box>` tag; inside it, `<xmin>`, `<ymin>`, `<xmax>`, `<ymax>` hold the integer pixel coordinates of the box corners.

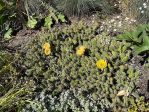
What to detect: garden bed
<box><xmin>0</xmin><ymin>0</ymin><xmax>149</xmax><ymax>112</ymax></box>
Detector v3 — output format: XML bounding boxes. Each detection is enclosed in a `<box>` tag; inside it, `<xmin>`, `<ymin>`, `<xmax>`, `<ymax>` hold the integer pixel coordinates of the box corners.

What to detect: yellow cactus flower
<box><xmin>96</xmin><ymin>59</ymin><xmax>107</xmax><ymax>70</ymax></box>
<box><xmin>43</xmin><ymin>43</ymin><xmax>50</xmax><ymax>49</ymax></box>
<box><xmin>44</xmin><ymin>48</ymin><xmax>51</xmax><ymax>55</ymax></box>
<box><xmin>76</xmin><ymin>46</ymin><xmax>86</xmax><ymax>56</ymax></box>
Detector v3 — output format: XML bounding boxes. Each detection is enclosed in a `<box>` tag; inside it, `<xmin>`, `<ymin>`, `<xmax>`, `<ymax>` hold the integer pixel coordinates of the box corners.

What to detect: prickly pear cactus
<box><xmin>17</xmin><ymin>22</ymin><xmax>147</xmax><ymax>111</ymax></box>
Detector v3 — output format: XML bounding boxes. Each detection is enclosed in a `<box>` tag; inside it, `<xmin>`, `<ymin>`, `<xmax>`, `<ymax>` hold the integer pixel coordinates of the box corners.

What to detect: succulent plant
<box><xmin>17</xmin><ymin>21</ymin><xmax>147</xmax><ymax>111</ymax></box>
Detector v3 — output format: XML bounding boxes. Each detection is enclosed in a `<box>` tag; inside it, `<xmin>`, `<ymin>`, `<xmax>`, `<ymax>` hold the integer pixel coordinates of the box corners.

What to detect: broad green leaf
<box><xmin>57</xmin><ymin>13</ymin><xmax>66</xmax><ymax>22</ymax></box>
<box><xmin>52</xmin><ymin>14</ymin><xmax>59</xmax><ymax>23</ymax></box>
<box><xmin>116</xmin><ymin>32</ymin><xmax>132</xmax><ymax>41</ymax></box>
<box><xmin>27</xmin><ymin>17</ymin><xmax>37</xmax><ymax>28</ymax></box>
<box><xmin>117</xmin><ymin>24</ymin><xmax>149</xmax><ymax>55</ymax></box>
<box><xmin>44</xmin><ymin>16</ymin><xmax>53</xmax><ymax>29</ymax></box>
<box><xmin>134</xmin><ymin>31</ymin><xmax>149</xmax><ymax>54</ymax></box>
<box><xmin>131</xmin><ymin>31</ymin><xmax>142</xmax><ymax>43</ymax></box>
<box><xmin>4</xmin><ymin>28</ymin><xmax>13</xmax><ymax>40</ymax></box>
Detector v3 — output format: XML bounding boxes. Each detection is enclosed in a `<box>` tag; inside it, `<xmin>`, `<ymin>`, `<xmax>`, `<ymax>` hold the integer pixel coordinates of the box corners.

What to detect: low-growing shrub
<box><xmin>116</xmin><ymin>24</ymin><xmax>149</xmax><ymax>56</ymax></box>
<box><xmin>16</xmin><ymin>21</ymin><xmax>147</xmax><ymax>111</ymax></box>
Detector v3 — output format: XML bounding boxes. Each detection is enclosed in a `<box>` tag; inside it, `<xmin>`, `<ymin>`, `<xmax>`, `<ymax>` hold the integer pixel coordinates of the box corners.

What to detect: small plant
<box><xmin>26</xmin><ymin>7</ymin><xmax>66</xmax><ymax>29</ymax></box>
<box><xmin>0</xmin><ymin>1</ymin><xmax>23</xmax><ymax>39</ymax></box>
<box><xmin>44</xmin><ymin>7</ymin><xmax>66</xmax><ymax>29</ymax></box>
<box><xmin>128</xmin><ymin>97</ymin><xmax>149</xmax><ymax>112</ymax></box>
<box><xmin>117</xmin><ymin>24</ymin><xmax>149</xmax><ymax>55</ymax></box>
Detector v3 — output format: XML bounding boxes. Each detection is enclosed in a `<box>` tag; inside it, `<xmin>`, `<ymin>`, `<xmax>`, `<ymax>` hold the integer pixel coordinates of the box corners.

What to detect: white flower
<box><xmin>144</xmin><ymin>5</ymin><xmax>147</xmax><ymax>8</ymax></box>
<box><xmin>125</xmin><ymin>17</ymin><xmax>129</xmax><ymax>20</ymax></box>
<box><xmin>129</xmin><ymin>21</ymin><xmax>132</xmax><ymax>24</ymax></box>
<box><xmin>114</xmin><ymin>4</ymin><xmax>117</xmax><ymax>6</ymax></box>
<box><xmin>131</xmin><ymin>19</ymin><xmax>136</xmax><ymax>22</ymax></box>
<box><xmin>113</xmin><ymin>29</ymin><xmax>117</xmax><ymax>32</ymax></box>
<box><xmin>100</xmin><ymin>26</ymin><xmax>104</xmax><ymax>28</ymax></box>
<box><xmin>113</xmin><ymin>23</ymin><xmax>116</xmax><ymax>26</ymax></box>
<box><xmin>118</xmin><ymin>23</ymin><xmax>122</xmax><ymax>27</ymax></box>
<box><xmin>139</xmin><ymin>7</ymin><xmax>142</xmax><ymax>10</ymax></box>
<box><xmin>143</xmin><ymin>3</ymin><xmax>147</xmax><ymax>6</ymax></box>
<box><xmin>141</xmin><ymin>10</ymin><xmax>144</xmax><ymax>13</ymax></box>
<box><xmin>118</xmin><ymin>21</ymin><xmax>122</xmax><ymax>24</ymax></box>
<box><xmin>111</xmin><ymin>19</ymin><xmax>115</xmax><ymax>22</ymax></box>
<box><xmin>133</xmin><ymin>20</ymin><xmax>136</xmax><ymax>22</ymax></box>
<box><xmin>116</xmin><ymin>16</ymin><xmax>120</xmax><ymax>19</ymax></box>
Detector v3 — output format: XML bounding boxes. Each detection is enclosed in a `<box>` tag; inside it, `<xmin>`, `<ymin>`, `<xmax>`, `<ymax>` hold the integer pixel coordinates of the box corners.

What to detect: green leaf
<box><xmin>27</xmin><ymin>17</ymin><xmax>37</xmax><ymax>28</ymax></box>
<box><xmin>116</xmin><ymin>32</ymin><xmax>132</xmax><ymax>41</ymax></box>
<box><xmin>57</xmin><ymin>13</ymin><xmax>66</xmax><ymax>22</ymax></box>
<box><xmin>0</xmin><ymin>84</ymin><xmax>4</xmax><ymax>92</ymax></box>
<box><xmin>4</xmin><ymin>28</ymin><xmax>13</xmax><ymax>40</ymax></box>
<box><xmin>134</xmin><ymin>31</ymin><xmax>149</xmax><ymax>54</ymax></box>
<box><xmin>44</xmin><ymin>16</ymin><xmax>53</xmax><ymax>29</ymax></box>
<box><xmin>0</xmin><ymin>1</ymin><xmax>5</xmax><ymax>11</ymax></box>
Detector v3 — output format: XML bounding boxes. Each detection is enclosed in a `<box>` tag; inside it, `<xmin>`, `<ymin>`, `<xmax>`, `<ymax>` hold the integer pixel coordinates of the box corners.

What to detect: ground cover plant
<box><xmin>117</xmin><ymin>24</ymin><xmax>149</xmax><ymax>59</ymax></box>
<box><xmin>0</xmin><ymin>0</ymin><xmax>149</xmax><ymax>112</ymax></box>
<box><xmin>16</xmin><ymin>21</ymin><xmax>149</xmax><ymax>111</ymax></box>
<box><xmin>0</xmin><ymin>50</ymin><xmax>33</xmax><ymax>112</ymax></box>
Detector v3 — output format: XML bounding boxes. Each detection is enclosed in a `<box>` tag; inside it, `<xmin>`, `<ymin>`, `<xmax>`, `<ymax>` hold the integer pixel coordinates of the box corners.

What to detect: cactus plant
<box><xmin>16</xmin><ymin>21</ymin><xmax>148</xmax><ymax>111</ymax></box>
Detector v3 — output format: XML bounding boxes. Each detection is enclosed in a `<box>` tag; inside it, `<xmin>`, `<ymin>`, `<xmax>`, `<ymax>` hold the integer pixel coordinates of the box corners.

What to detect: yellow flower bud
<box><xmin>44</xmin><ymin>48</ymin><xmax>51</xmax><ymax>55</ymax></box>
<box><xmin>76</xmin><ymin>46</ymin><xmax>86</xmax><ymax>56</ymax></box>
<box><xmin>43</xmin><ymin>43</ymin><xmax>50</xmax><ymax>50</ymax></box>
<box><xmin>96</xmin><ymin>59</ymin><xmax>107</xmax><ymax>70</ymax></box>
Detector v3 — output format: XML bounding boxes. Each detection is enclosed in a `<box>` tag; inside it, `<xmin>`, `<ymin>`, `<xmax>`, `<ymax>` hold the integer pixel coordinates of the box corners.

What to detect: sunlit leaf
<box><xmin>27</xmin><ymin>17</ymin><xmax>37</xmax><ymax>29</ymax></box>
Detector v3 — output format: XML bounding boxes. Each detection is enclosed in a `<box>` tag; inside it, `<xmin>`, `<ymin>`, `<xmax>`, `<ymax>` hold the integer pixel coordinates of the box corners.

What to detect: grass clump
<box><xmin>0</xmin><ymin>51</ymin><xmax>16</xmax><ymax>95</ymax></box>
<box><xmin>0</xmin><ymin>50</ymin><xmax>34</xmax><ymax>112</ymax></box>
<box><xmin>0</xmin><ymin>88</ymin><xmax>29</xmax><ymax>112</ymax></box>
<box><xmin>51</xmin><ymin>0</ymin><xmax>116</xmax><ymax>16</ymax></box>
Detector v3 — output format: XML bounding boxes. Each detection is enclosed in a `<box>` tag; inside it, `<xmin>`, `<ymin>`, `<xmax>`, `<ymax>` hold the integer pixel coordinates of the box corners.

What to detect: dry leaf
<box><xmin>117</xmin><ymin>90</ymin><xmax>129</xmax><ymax>96</ymax></box>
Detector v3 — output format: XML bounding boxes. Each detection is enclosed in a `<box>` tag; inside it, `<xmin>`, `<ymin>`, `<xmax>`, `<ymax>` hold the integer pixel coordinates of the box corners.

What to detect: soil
<box><xmin>8</xmin><ymin>29</ymin><xmax>39</xmax><ymax>48</ymax></box>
